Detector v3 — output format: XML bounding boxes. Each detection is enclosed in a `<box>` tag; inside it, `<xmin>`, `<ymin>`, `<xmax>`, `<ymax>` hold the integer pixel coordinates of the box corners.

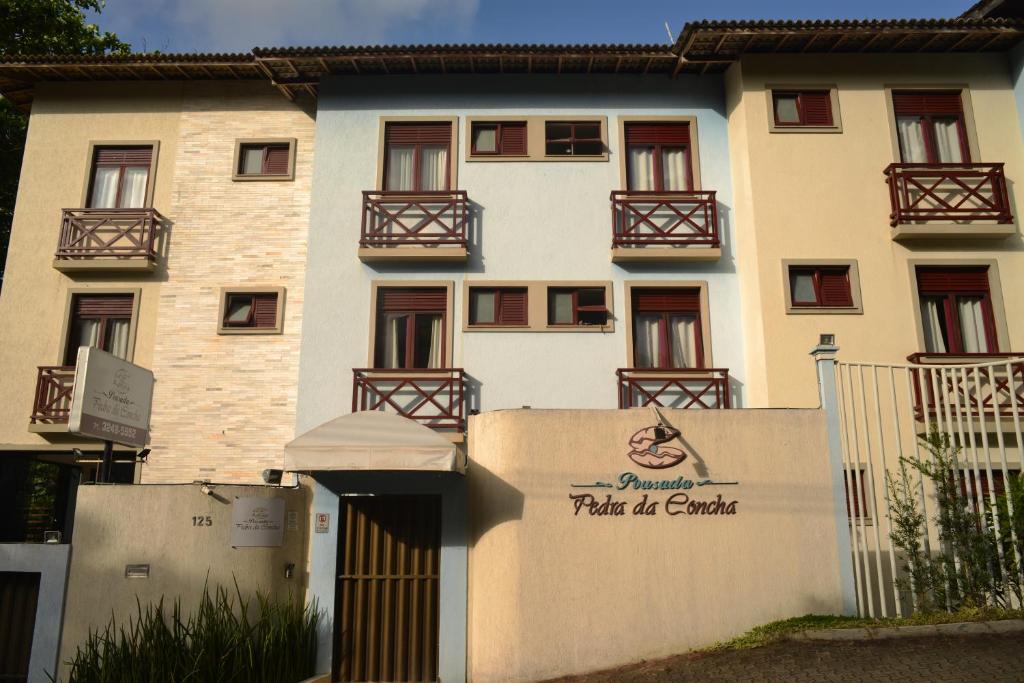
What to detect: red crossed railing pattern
<box><xmin>361</xmin><ymin>191</ymin><xmax>469</xmax><ymax>247</ymax></box>
<box><xmin>352</xmin><ymin>368</ymin><xmax>466</xmax><ymax>431</ymax></box>
<box><xmin>31</xmin><ymin>366</ymin><xmax>76</xmax><ymax>424</ymax></box>
<box><xmin>885</xmin><ymin>163</ymin><xmax>1012</xmax><ymax>227</ymax></box>
<box><xmin>616</xmin><ymin>368</ymin><xmax>731</xmax><ymax>409</ymax></box>
<box><xmin>610</xmin><ymin>191</ymin><xmax>719</xmax><ymax>247</ymax></box>
<box><xmin>56</xmin><ymin>208</ymin><xmax>162</xmax><ymax>261</ymax></box>
<box><xmin>907</xmin><ymin>353</ymin><xmax>1024</xmax><ymax>422</ymax></box>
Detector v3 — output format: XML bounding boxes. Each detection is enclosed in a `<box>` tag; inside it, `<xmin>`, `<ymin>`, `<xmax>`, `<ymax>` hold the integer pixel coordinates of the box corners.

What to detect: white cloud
<box><xmin>99</xmin><ymin>0</ymin><xmax>480</xmax><ymax>53</ymax></box>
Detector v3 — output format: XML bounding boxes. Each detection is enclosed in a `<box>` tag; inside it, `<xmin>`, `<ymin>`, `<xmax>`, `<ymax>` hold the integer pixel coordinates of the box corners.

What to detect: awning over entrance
<box><xmin>284</xmin><ymin>411</ymin><xmax>464</xmax><ymax>473</ymax></box>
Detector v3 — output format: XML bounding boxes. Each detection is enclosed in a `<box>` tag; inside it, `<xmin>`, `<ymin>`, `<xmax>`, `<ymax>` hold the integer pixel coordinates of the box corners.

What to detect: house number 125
<box><xmin>192</xmin><ymin>515</ymin><xmax>212</xmax><ymax>527</ymax></box>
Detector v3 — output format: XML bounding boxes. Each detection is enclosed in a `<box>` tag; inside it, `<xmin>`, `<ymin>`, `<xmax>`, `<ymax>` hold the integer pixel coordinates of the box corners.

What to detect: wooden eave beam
<box><xmin>944</xmin><ymin>32</ymin><xmax>973</xmax><ymax>51</ymax></box>
<box><xmin>974</xmin><ymin>33</ymin><xmax>1003</xmax><ymax>51</ymax></box>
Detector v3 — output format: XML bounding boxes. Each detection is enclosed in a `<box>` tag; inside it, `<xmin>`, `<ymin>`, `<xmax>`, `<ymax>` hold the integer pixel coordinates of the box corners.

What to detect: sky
<box><xmin>88</xmin><ymin>0</ymin><xmax>976</xmax><ymax>54</ymax></box>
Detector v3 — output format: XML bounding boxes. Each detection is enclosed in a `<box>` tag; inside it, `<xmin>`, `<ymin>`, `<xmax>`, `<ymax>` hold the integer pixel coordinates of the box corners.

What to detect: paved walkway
<box><xmin>548</xmin><ymin>632</ymin><xmax>1024</xmax><ymax>682</ymax></box>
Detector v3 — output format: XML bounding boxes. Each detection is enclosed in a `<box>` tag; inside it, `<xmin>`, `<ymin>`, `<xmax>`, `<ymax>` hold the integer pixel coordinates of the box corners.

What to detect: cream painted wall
<box><xmin>467</xmin><ymin>408</ymin><xmax>842</xmax><ymax>682</ymax></box>
<box><xmin>59</xmin><ymin>484</ymin><xmax>309</xmax><ymax>679</ymax></box>
<box><xmin>727</xmin><ymin>53</ymin><xmax>1024</xmax><ymax>409</ymax></box>
<box><xmin>0</xmin><ymin>82</ymin><xmax>183</xmax><ymax>449</ymax></box>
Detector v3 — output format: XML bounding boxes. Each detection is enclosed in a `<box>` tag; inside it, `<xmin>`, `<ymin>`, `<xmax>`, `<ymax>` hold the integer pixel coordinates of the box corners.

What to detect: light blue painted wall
<box><xmin>296</xmin><ymin>74</ymin><xmax>746</xmax><ymax>435</ymax></box>
<box><xmin>307</xmin><ymin>474</ymin><xmax>467</xmax><ymax>682</ymax></box>
<box><xmin>1010</xmin><ymin>43</ymin><xmax>1024</xmax><ymax>140</ymax></box>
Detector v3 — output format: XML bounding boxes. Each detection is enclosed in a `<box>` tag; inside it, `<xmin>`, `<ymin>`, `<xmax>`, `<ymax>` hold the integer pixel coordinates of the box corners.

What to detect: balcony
<box><xmin>29</xmin><ymin>366</ymin><xmax>75</xmax><ymax>432</ymax></box>
<box><xmin>885</xmin><ymin>163</ymin><xmax>1014</xmax><ymax>240</ymax></box>
<box><xmin>53</xmin><ymin>208</ymin><xmax>162</xmax><ymax>272</ymax></box>
<box><xmin>352</xmin><ymin>368</ymin><xmax>466</xmax><ymax>433</ymax></box>
<box><xmin>610</xmin><ymin>191</ymin><xmax>720</xmax><ymax>263</ymax></box>
<box><xmin>617</xmin><ymin>368</ymin><xmax>731</xmax><ymax>409</ymax></box>
<box><xmin>907</xmin><ymin>353</ymin><xmax>1024</xmax><ymax>423</ymax></box>
<box><xmin>359</xmin><ymin>191</ymin><xmax>469</xmax><ymax>263</ymax></box>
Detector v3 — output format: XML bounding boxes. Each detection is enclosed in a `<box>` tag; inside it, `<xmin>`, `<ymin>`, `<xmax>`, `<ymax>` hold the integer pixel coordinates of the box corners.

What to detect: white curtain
<box><xmin>386</xmin><ymin>146</ymin><xmax>415</xmax><ymax>191</ymax></box>
<box><xmin>775</xmin><ymin>96</ymin><xmax>800</xmax><ymax>124</ymax></box>
<box><xmin>628</xmin><ymin>147</ymin><xmax>654</xmax><ymax>191</ymax></box>
<box><xmin>473</xmin><ymin>126</ymin><xmax>497</xmax><ymax>153</ymax></box>
<box><xmin>669</xmin><ymin>315</ymin><xmax>698</xmax><ymax>368</ymax></box>
<box><xmin>791</xmin><ymin>273</ymin><xmax>817</xmax><ymax>304</ymax></box>
<box><xmin>920</xmin><ymin>298</ymin><xmax>948</xmax><ymax>353</ymax></box>
<box><xmin>471</xmin><ymin>291</ymin><xmax>495</xmax><ymax>325</ymax></box>
<box><xmin>381</xmin><ymin>314</ymin><xmax>406</xmax><ymax>368</ymax></box>
<box><xmin>419</xmin><ymin>145</ymin><xmax>448</xmax><ymax>191</ymax></box>
<box><xmin>119</xmin><ymin>167</ymin><xmax>148</xmax><ymax>208</ymax></box>
<box><xmin>426</xmin><ymin>315</ymin><xmax>442</xmax><ymax>368</ymax></box>
<box><xmin>661</xmin><ymin>147</ymin><xmax>688</xmax><ymax>191</ymax></box>
<box><xmin>957</xmin><ymin>297</ymin><xmax>987</xmax><ymax>353</ymax></box>
<box><xmin>932</xmin><ymin>120</ymin><xmax>964</xmax><ymax>163</ymax></box>
<box><xmin>634</xmin><ymin>314</ymin><xmax>661</xmax><ymax>368</ymax></box>
<box><xmin>551</xmin><ymin>291</ymin><xmax>574</xmax><ymax>325</ymax></box>
<box><xmin>107</xmin><ymin>319</ymin><xmax>131</xmax><ymax>359</ymax></box>
<box><xmin>226</xmin><ymin>297</ymin><xmax>253</xmax><ymax>324</ymax></box>
<box><xmin>241</xmin><ymin>148</ymin><xmax>264</xmax><ymax>175</ymax></box>
<box><xmin>897</xmin><ymin>117</ymin><xmax>928</xmax><ymax>163</ymax></box>
<box><xmin>90</xmin><ymin>167</ymin><xmax>120</xmax><ymax>208</ymax></box>
<box><xmin>72</xmin><ymin>320</ymin><xmax>101</xmax><ymax>353</ymax></box>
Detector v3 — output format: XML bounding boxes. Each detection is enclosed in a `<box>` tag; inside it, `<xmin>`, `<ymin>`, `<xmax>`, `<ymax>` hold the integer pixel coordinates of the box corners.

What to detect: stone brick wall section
<box><xmin>143</xmin><ymin>83</ymin><xmax>314</xmax><ymax>484</ymax></box>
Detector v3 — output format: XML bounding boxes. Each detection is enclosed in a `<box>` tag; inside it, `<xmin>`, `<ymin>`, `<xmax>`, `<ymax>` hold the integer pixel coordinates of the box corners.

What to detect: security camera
<box><xmin>261</xmin><ymin>469</ymin><xmax>283</xmax><ymax>485</ymax></box>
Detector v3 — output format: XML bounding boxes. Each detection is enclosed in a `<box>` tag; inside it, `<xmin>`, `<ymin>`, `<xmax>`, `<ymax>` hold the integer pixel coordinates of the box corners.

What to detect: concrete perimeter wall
<box><xmin>467</xmin><ymin>408</ymin><xmax>843</xmax><ymax>682</ymax></box>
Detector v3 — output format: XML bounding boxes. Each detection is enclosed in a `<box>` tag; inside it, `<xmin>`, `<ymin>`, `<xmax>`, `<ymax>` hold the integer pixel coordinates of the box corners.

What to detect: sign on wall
<box><xmin>69</xmin><ymin>347</ymin><xmax>154</xmax><ymax>448</ymax></box>
<box><xmin>569</xmin><ymin>423</ymin><xmax>741</xmax><ymax>517</ymax></box>
<box><xmin>231</xmin><ymin>497</ymin><xmax>286</xmax><ymax>547</ymax></box>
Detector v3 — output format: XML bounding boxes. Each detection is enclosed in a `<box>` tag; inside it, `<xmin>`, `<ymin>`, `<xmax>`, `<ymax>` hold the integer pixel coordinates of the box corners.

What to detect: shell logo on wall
<box><xmin>627</xmin><ymin>425</ymin><xmax>687</xmax><ymax>470</ymax></box>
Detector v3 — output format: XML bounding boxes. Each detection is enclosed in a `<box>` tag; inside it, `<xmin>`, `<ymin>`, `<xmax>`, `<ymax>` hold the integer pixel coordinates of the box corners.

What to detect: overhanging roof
<box><xmin>675</xmin><ymin>18</ymin><xmax>1023</xmax><ymax>73</ymax></box>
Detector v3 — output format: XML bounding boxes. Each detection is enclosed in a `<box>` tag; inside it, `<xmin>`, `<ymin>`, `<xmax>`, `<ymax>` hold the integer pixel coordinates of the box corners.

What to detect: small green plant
<box><xmin>60</xmin><ymin>580</ymin><xmax>320</xmax><ymax>683</ymax></box>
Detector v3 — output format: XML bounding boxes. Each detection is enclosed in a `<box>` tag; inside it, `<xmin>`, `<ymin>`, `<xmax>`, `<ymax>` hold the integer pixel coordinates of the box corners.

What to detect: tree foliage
<box><xmin>0</xmin><ymin>0</ymin><xmax>130</xmax><ymax>288</ymax></box>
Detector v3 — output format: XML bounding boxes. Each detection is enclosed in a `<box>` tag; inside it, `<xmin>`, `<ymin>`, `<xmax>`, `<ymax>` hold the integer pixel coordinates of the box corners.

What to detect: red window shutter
<box><xmin>498</xmin><ymin>288</ymin><xmax>528</xmax><ymax>325</ymax></box>
<box><xmin>632</xmin><ymin>289</ymin><xmax>700</xmax><ymax>313</ymax></box>
<box><xmin>818</xmin><ymin>270</ymin><xmax>853</xmax><ymax>307</ymax></box>
<box><xmin>892</xmin><ymin>91</ymin><xmax>963</xmax><ymax>116</ymax></box>
<box><xmin>252</xmin><ymin>293</ymin><xmax>278</xmax><ymax>328</ymax></box>
<box><xmin>385</xmin><ymin>123</ymin><xmax>452</xmax><ymax>145</ymax></box>
<box><xmin>262</xmin><ymin>145</ymin><xmax>291</xmax><ymax>175</ymax></box>
<box><xmin>378</xmin><ymin>287</ymin><xmax>447</xmax><ymax>312</ymax></box>
<box><xmin>800</xmin><ymin>92</ymin><xmax>833</xmax><ymax>126</ymax></box>
<box><xmin>624</xmin><ymin>123</ymin><xmax>690</xmax><ymax>145</ymax></box>
<box><xmin>74</xmin><ymin>294</ymin><xmax>134</xmax><ymax>317</ymax></box>
<box><xmin>500</xmin><ymin>123</ymin><xmax>527</xmax><ymax>155</ymax></box>
<box><xmin>94</xmin><ymin>146</ymin><xmax>153</xmax><ymax>166</ymax></box>
<box><xmin>916</xmin><ymin>267</ymin><xmax>990</xmax><ymax>294</ymax></box>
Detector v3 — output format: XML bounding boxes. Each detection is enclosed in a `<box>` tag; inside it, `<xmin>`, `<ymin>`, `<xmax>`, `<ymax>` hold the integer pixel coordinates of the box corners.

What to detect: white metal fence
<box><xmin>833</xmin><ymin>355</ymin><xmax>1024</xmax><ymax>617</ymax></box>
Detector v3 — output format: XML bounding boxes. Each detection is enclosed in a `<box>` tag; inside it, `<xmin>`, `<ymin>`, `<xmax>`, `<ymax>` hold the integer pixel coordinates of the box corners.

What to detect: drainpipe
<box><xmin>811</xmin><ymin>342</ymin><xmax>858</xmax><ymax>616</ymax></box>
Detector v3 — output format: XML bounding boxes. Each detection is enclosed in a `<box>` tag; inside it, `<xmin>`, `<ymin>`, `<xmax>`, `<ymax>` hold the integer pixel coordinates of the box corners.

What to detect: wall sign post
<box><xmin>68</xmin><ymin>347</ymin><xmax>155</xmax><ymax>482</ymax></box>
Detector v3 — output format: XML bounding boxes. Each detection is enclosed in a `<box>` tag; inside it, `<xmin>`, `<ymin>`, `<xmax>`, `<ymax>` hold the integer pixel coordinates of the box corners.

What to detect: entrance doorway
<box><xmin>0</xmin><ymin>571</ymin><xmax>41</xmax><ymax>683</ymax></box>
<box><xmin>335</xmin><ymin>495</ymin><xmax>440</xmax><ymax>683</ymax></box>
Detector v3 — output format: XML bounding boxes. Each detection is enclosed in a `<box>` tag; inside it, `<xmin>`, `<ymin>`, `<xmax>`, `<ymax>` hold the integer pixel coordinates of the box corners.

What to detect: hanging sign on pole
<box><xmin>68</xmin><ymin>347</ymin><xmax>155</xmax><ymax>449</ymax></box>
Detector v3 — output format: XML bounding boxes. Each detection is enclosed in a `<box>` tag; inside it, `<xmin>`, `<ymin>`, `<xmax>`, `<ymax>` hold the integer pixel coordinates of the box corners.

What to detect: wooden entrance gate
<box><xmin>335</xmin><ymin>495</ymin><xmax>440</xmax><ymax>683</ymax></box>
<box><xmin>0</xmin><ymin>571</ymin><xmax>41</xmax><ymax>683</ymax></box>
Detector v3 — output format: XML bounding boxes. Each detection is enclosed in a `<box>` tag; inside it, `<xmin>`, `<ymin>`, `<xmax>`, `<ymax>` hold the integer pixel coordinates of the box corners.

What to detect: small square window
<box><xmin>788</xmin><ymin>266</ymin><xmax>853</xmax><ymax>308</ymax></box>
<box><xmin>469</xmin><ymin>287</ymin><xmax>528</xmax><ymax>326</ymax></box>
<box><xmin>233</xmin><ymin>140</ymin><xmax>295</xmax><ymax>180</ymax></box>
<box><xmin>771</xmin><ymin>91</ymin><xmax>834</xmax><ymax>128</ymax></box>
<box><xmin>470</xmin><ymin>121</ymin><xmax>527</xmax><ymax>156</ymax></box>
<box><xmin>218</xmin><ymin>289</ymin><xmax>284</xmax><ymax>334</ymax></box>
<box><xmin>544</xmin><ymin>121</ymin><xmax>604</xmax><ymax>157</ymax></box>
<box><xmin>547</xmin><ymin>287</ymin><xmax>608</xmax><ymax>326</ymax></box>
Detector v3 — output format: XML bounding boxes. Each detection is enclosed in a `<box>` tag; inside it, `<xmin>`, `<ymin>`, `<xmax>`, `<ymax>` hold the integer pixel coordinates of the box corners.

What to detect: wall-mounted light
<box><xmin>819</xmin><ymin>333</ymin><xmax>836</xmax><ymax>346</ymax></box>
<box><xmin>284</xmin><ymin>563</ymin><xmax>295</xmax><ymax>579</ymax></box>
<box><xmin>125</xmin><ymin>564</ymin><xmax>150</xmax><ymax>579</ymax></box>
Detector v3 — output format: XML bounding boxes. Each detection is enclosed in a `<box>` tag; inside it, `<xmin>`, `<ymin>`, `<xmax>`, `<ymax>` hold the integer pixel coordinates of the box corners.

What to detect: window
<box><xmin>87</xmin><ymin>146</ymin><xmax>153</xmax><ymax>208</ymax></box>
<box><xmin>64</xmin><ymin>294</ymin><xmax>134</xmax><ymax>364</ymax></box>
<box><xmin>470</xmin><ymin>122</ymin><xmax>527</xmax><ymax>156</ymax></box>
<box><xmin>545</xmin><ymin>121</ymin><xmax>603</xmax><ymax>156</ymax></box>
<box><xmin>384</xmin><ymin>123</ymin><xmax>452</xmax><ymax>192</ymax></box>
<box><xmin>893</xmin><ymin>91</ymin><xmax>969</xmax><ymax>164</ymax></box>
<box><xmin>547</xmin><ymin>287</ymin><xmax>608</xmax><ymax>327</ymax></box>
<box><xmin>624</xmin><ymin>123</ymin><xmax>691</xmax><ymax>192</ymax></box>
<box><xmin>789</xmin><ymin>266</ymin><xmax>854</xmax><ymax>308</ymax></box>
<box><xmin>234</xmin><ymin>140</ymin><xmax>294</xmax><ymax>179</ymax></box>
<box><xmin>845</xmin><ymin>470</ymin><xmax>871</xmax><ymax>520</ymax></box>
<box><xmin>469</xmin><ymin>288</ymin><xmax>528</xmax><ymax>326</ymax></box>
<box><xmin>631</xmin><ymin>289</ymin><xmax>704</xmax><ymax>369</ymax></box>
<box><xmin>374</xmin><ymin>288</ymin><xmax>447</xmax><ymax>368</ymax></box>
<box><xmin>771</xmin><ymin>91</ymin><xmax>833</xmax><ymax>127</ymax></box>
<box><xmin>916</xmin><ymin>267</ymin><xmax>997</xmax><ymax>354</ymax></box>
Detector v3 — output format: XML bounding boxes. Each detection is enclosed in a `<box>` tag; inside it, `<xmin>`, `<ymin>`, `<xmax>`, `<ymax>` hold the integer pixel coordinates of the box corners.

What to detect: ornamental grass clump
<box><xmin>61</xmin><ymin>581</ymin><xmax>319</xmax><ymax>683</ymax></box>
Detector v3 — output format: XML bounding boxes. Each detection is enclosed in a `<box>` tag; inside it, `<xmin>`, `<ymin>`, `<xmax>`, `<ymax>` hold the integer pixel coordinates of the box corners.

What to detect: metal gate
<box><xmin>833</xmin><ymin>355</ymin><xmax>1024</xmax><ymax>617</ymax></box>
<box><xmin>0</xmin><ymin>571</ymin><xmax>41</xmax><ymax>683</ymax></box>
<box><xmin>335</xmin><ymin>495</ymin><xmax>440</xmax><ymax>683</ymax></box>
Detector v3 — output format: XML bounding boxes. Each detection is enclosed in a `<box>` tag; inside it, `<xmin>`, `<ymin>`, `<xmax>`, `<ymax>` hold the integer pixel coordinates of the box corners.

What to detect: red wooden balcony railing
<box><xmin>610</xmin><ymin>191</ymin><xmax>719</xmax><ymax>247</ymax></box>
<box><xmin>30</xmin><ymin>366</ymin><xmax>75</xmax><ymax>424</ymax></box>
<box><xmin>617</xmin><ymin>368</ymin><xmax>731</xmax><ymax>409</ymax></box>
<box><xmin>360</xmin><ymin>191</ymin><xmax>469</xmax><ymax>248</ymax></box>
<box><xmin>885</xmin><ymin>163</ymin><xmax>1012</xmax><ymax>227</ymax></box>
<box><xmin>907</xmin><ymin>353</ymin><xmax>1024</xmax><ymax>422</ymax></box>
<box><xmin>56</xmin><ymin>208</ymin><xmax>162</xmax><ymax>261</ymax></box>
<box><xmin>352</xmin><ymin>368</ymin><xmax>466</xmax><ymax>431</ymax></box>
